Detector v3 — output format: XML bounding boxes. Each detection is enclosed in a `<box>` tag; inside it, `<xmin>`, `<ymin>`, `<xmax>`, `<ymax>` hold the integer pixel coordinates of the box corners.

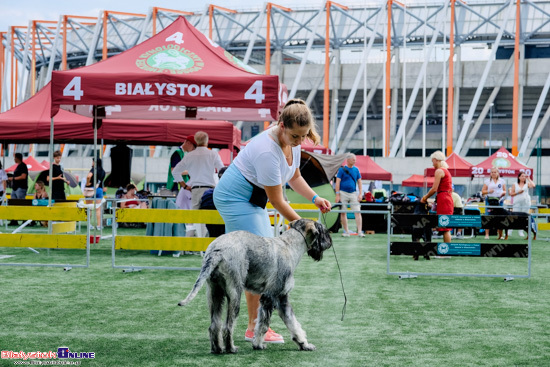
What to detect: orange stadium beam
<box><xmin>323</xmin><ymin>1</ymin><xmax>349</xmax><ymax>148</ymax></box>
<box><xmin>264</xmin><ymin>3</ymin><xmax>292</xmax><ymax>130</ymax></box>
<box><xmin>102</xmin><ymin>11</ymin><xmax>146</xmax><ymax>60</ymax></box>
<box><xmin>152</xmin><ymin>8</ymin><xmax>194</xmax><ymax>36</ymax></box>
<box><xmin>0</xmin><ymin>32</ymin><xmax>5</xmax><ymax>105</ymax></box>
<box><xmin>446</xmin><ymin>0</ymin><xmax>456</xmax><ymax>156</ymax></box>
<box><xmin>208</xmin><ymin>5</ymin><xmax>237</xmax><ymax>40</ymax></box>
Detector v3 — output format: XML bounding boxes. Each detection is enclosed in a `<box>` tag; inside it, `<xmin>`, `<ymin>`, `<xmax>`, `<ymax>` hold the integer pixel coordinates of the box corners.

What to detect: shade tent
<box><xmin>50</xmin><ymin>16</ymin><xmax>284</xmax><ymax>122</ymax></box>
<box><xmin>472</xmin><ymin>147</ymin><xmax>533</xmax><ymax>179</ymax></box>
<box><xmin>301</xmin><ymin>139</ymin><xmax>331</xmax><ymax>154</ymax></box>
<box><xmin>424</xmin><ymin>152</ymin><xmax>474</xmax><ymax>177</ymax></box>
<box><xmin>351</xmin><ymin>155</ymin><xmax>393</xmax><ymax>182</ymax></box>
<box><xmin>0</xmin><ymin>84</ymin><xmax>241</xmax><ymax>150</ymax></box>
<box><xmin>5</xmin><ymin>156</ymin><xmax>48</xmax><ymax>172</ymax></box>
<box><xmin>402</xmin><ymin>174</ymin><xmax>434</xmax><ymax>188</ymax></box>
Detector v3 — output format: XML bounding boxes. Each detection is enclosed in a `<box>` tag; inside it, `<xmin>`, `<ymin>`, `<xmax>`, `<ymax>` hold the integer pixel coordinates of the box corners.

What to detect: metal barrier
<box><xmin>388</xmin><ymin>213</ymin><xmax>533</xmax><ymax>280</ymax></box>
<box><xmin>0</xmin><ymin>206</ymin><xmax>90</xmax><ymax>269</ymax></box>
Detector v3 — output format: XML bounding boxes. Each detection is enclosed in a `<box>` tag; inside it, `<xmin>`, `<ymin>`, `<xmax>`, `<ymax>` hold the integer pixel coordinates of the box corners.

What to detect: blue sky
<box><xmin>0</xmin><ymin>0</ymin><xmax>324</xmax><ymax>32</ymax></box>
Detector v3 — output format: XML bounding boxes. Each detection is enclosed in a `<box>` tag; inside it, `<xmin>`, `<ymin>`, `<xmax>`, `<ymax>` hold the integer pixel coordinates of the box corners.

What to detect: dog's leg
<box><xmin>223</xmin><ymin>284</ymin><xmax>241</xmax><ymax>354</ymax></box>
<box><xmin>252</xmin><ymin>294</ymin><xmax>274</xmax><ymax>350</ymax></box>
<box><xmin>277</xmin><ymin>294</ymin><xmax>316</xmax><ymax>351</ymax></box>
<box><xmin>207</xmin><ymin>280</ymin><xmax>225</xmax><ymax>354</ymax></box>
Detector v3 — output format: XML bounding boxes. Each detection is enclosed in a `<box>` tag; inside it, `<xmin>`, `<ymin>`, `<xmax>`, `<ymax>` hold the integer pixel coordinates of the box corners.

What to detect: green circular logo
<box><xmin>147</xmin><ymin>49</ymin><xmax>194</xmax><ymax>71</ymax></box>
<box><xmin>136</xmin><ymin>46</ymin><xmax>204</xmax><ymax>74</ymax></box>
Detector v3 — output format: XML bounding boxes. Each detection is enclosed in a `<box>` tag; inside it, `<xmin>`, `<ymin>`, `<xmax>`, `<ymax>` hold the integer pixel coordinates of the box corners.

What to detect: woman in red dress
<box><xmin>421</xmin><ymin>150</ymin><xmax>453</xmax><ymax>243</ymax></box>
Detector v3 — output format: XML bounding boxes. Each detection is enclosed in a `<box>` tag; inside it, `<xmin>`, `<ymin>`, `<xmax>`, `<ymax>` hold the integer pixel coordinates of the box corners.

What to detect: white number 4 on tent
<box><xmin>63</xmin><ymin>77</ymin><xmax>84</xmax><ymax>101</ymax></box>
<box><xmin>244</xmin><ymin>81</ymin><xmax>265</xmax><ymax>104</ymax></box>
<box><xmin>166</xmin><ymin>32</ymin><xmax>184</xmax><ymax>44</ymax></box>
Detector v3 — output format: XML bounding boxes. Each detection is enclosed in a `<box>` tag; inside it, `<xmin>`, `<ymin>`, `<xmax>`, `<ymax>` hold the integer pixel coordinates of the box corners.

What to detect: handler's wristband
<box><xmin>335</xmin><ymin>191</ymin><xmax>340</xmax><ymax>194</ymax></box>
<box><xmin>311</xmin><ymin>194</ymin><xmax>319</xmax><ymax>204</ymax></box>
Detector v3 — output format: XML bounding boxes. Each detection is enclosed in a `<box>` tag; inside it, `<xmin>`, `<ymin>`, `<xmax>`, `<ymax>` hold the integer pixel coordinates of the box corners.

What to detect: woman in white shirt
<box><xmin>510</xmin><ymin>172</ymin><xmax>536</xmax><ymax>239</ymax></box>
<box><xmin>481</xmin><ymin>167</ymin><xmax>506</xmax><ymax>240</ymax></box>
<box><xmin>213</xmin><ymin>99</ymin><xmax>331</xmax><ymax>344</ymax></box>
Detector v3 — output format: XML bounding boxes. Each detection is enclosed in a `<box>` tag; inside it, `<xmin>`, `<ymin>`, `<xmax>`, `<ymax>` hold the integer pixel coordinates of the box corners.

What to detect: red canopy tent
<box><xmin>5</xmin><ymin>156</ymin><xmax>48</xmax><ymax>172</ymax></box>
<box><xmin>40</xmin><ymin>160</ymin><xmax>50</xmax><ymax>169</ymax></box>
<box><xmin>349</xmin><ymin>155</ymin><xmax>393</xmax><ymax>182</ymax></box>
<box><xmin>401</xmin><ymin>174</ymin><xmax>434</xmax><ymax>188</ymax></box>
<box><xmin>301</xmin><ymin>139</ymin><xmax>331</xmax><ymax>154</ymax></box>
<box><xmin>424</xmin><ymin>152</ymin><xmax>474</xmax><ymax>177</ymax></box>
<box><xmin>0</xmin><ymin>84</ymin><xmax>241</xmax><ymax>150</ymax></box>
<box><xmin>471</xmin><ymin>147</ymin><xmax>533</xmax><ymax>179</ymax></box>
<box><xmin>51</xmin><ymin>16</ymin><xmax>284</xmax><ymax>122</ymax></box>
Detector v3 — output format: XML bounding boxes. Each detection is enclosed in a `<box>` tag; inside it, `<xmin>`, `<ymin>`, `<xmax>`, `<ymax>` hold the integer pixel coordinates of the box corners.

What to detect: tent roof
<box><xmin>51</xmin><ymin>16</ymin><xmax>283</xmax><ymax>122</ymax></box>
<box><xmin>472</xmin><ymin>147</ymin><xmax>533</xmax><ymax>178</ymax></box>
<box><xmin>301</xmin><ymin>139</ymin><xmax>331</xmax><ymax>154</ymax></box>
<box><xmin>0</xmin><ymin>84</ymin><xmax>241</xmax><ymax>150</ymax></box>
<box><xmin>5</xmin><ymin>156</ymin><xmax>48</xmax><ymax>172</ymax></box>
<box><xmin>424</xmin><ymin>152</ymin><xmax>474</xmax><ymax>177</ymax></box>
<box><xmin>351</xmin><ymin>155</ymin><xmax>393</xmax><ymax>181</ymax></box>
<box><xmin>402</xmin><ymin>174</ymin><xmax>434</xmax><ymax>188</ymax></box>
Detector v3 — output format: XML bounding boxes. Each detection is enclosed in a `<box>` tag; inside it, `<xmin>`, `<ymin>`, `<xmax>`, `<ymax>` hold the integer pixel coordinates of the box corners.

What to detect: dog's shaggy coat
<box><xmin>178</xmin><ymin>219</ymin><xmax>333</xmax><ymax>353</ymax></box>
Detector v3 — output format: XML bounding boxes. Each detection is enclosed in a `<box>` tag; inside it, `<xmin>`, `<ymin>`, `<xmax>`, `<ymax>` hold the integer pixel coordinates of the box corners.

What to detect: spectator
<box><xmin>85</xmin><ymin>157</ymin><xmax>106</xmax><ymax>230</ymax></box>
<box><xmin>481</xmin><ymin>167</ymin><xmax>506</xmax><ymax>240</ymax></box>
<box><xmin>167</xmin><ymin>137</ymin><xmax>196</xmax><ymax>193</ymax></box>
<box><xmin>8</xmin><ymin>153</ymin><xmax>28</xmax><ymax>199</ymax></box>
<box><xmin>47</xmin><ymin>150</ymin><xmax>69</xmax><ymax>200</ymax></box>
<box><xmin>199</xmin><ymin>167</ymin><xmax>228</xmax><ymax>238</ymax></box>
<box><xmin>121</xmin><ymin>184</ymin><xmax>148</xmax><ymax>209</ymax></box>
<box><xmin>421</xmin><ymin>150</ymin><xmax>453</xmax><ymax>244</ymax></box>
<box><xmin>172</xmin><ymin>131</ymin><xmax>224</xmax><ymax>210</ymax></box>
<box><xmin>213</xmin><ymin>98</ymin><xmax>331</xmax><ymax>345</ymax></box>
<box><xmin>335</xmin><ymin>153</ymin><xmax>364</xmax><ymax>237</ymax></box>
<box><xmin>510</xmin><ymin>172</ymin><xmax>536</xmax><ymax>240</ymax></box>
<box><xmin>8</xmin><ymin>153</ymin><xmax>28</xmax><ymax>226</ymax></box>
<box><xmin>172</xmin><ymin>137</ymin><xmax>196</xmax><ymax>210</ymax></box>
<box><xmin>33</xmin><ymin>181</ymin><xmax>49</xmax><ymax>227</ymax></box>
<box><xmin>0</xmin><ymin>161</ymin><xmax>7</xmax><ymax>200</ymax></box>
<box><xmin>451</xmin><ymin>184</ymin><xmax>464</xmax><ymax>237</ymax></box>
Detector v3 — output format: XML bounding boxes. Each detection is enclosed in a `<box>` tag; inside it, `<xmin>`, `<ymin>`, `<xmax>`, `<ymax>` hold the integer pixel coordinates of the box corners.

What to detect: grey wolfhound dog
<box><xmin>178</xmin><ymin>218</ymin><xmax>333</xmax><ymax>354</ymax></box>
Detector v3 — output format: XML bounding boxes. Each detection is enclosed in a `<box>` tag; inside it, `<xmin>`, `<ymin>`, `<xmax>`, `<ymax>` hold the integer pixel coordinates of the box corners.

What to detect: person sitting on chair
<box><xmin>121</xmin><ymin>184</ymin><xmax>148</xmax><ymax>209</ymax></box>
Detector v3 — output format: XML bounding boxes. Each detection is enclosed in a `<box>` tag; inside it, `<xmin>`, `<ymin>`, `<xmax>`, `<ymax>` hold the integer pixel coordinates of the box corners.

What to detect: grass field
<box><xmin>1</xmin><ymin>224</ymin><xmax>550</xmax><ymax>367</ymax></box>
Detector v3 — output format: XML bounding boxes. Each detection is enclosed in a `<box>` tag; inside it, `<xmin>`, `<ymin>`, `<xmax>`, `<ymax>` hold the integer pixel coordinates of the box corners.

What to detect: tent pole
<box><xmin>48</xmin><ymin>117</ymin><xmax>54</xmax><ymax>206</ymax></box>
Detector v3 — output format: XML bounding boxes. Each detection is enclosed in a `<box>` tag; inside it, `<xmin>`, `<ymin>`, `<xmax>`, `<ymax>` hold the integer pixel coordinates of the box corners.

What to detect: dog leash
<box><xmin>321</xmin><ymin>212</ymin><xmax>347</xmax><ymax>322</ymax></box>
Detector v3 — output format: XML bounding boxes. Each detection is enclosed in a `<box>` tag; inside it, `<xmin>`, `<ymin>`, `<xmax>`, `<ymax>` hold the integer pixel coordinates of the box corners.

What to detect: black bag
<box><xmin>487</xmin><ymin>197</ymin><xmax>500</xmax><ymax>206</ymax></box>
<box><xmin>245</xmin><ymin>178</ymin><xmax>268</xmax><ymax>209</ymax></box>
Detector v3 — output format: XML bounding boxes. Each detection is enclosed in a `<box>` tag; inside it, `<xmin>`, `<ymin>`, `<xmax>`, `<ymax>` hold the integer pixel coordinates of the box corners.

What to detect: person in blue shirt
<box><xmin>335</xmin><ymin>153</ymin><xmax>364</xmax><ymax>237</ymax></box>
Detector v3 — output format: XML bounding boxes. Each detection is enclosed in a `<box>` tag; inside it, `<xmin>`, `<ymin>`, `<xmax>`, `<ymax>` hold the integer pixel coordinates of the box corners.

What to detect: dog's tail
<box><xmin>178</xmin><ymin>249</ymin><xmax>223</xmax><ymax>307</ymax></box>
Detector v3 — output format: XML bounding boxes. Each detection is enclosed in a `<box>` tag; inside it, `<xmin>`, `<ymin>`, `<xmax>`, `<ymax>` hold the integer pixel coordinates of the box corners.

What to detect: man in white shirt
<box><xmin>172</xmin><ymin>131</ymin><xmax>225</xmax><ymax>210</ymax></box>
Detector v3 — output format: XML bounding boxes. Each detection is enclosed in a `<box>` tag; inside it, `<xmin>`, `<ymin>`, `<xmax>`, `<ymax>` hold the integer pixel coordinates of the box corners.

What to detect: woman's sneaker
<box><xmin>244</xmin><ymin>328</ymin><xmax>284</xmax><ymax>344</ymax></box>
<box><xmin>342</xmin><ymin>231</ymin><xmax>350</xmax><ymax>237</ymax></box>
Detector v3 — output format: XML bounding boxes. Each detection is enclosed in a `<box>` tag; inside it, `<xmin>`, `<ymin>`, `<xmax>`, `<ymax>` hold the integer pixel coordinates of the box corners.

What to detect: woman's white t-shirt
<box><xmin>512</xmin><ymin>182</ymin><xmax>531</xmax><ymax>212</ymax></box>
<box><xmin>234</xmin><ymin>129</ymin><xmax>301</xmax><ymax>188</ymax></box>
<box><xmin>484</xmin><ymin>178</ymin><xmax>505</xmax><ymax>198</ymax></box>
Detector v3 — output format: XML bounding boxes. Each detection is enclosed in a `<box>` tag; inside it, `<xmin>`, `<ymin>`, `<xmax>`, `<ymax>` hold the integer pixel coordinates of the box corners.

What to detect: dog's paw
<box><xmin>299</xmin><ymin>343</ymin><xmax>316</xmax><ymax>351</ymax></box>
<box><xmin>227</xmin><ymin>345</ymin><xmax>238</xmax><ymax>354</ymax></box>
<box><xmin>252</xmin><ymin>343</ymin><xmax>267</xmax><ymax>350</ymax></box>
<box><xmin>210</xmin><ymin>346</ymin><xmax>224</xmax><ymax>354</ymax></box>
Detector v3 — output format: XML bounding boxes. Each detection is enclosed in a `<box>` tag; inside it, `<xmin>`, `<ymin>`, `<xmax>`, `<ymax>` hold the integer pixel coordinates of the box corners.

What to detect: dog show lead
<box><xmin>212</xmin><ymin>98</ymin><xmax>331</xmax><ymax>345</ymax></box>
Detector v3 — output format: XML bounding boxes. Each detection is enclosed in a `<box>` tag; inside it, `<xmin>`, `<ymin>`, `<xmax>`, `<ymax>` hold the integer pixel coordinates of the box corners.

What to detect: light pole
<box><xmin>489</xmin><ymin>103</ymin><xmax>494</xmax><ymax>156</ymax></box>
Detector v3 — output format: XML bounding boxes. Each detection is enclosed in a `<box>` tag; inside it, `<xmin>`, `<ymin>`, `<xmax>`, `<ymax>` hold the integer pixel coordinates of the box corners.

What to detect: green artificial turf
<box><xmin>1</xmin><ymin>225</ymin><xmax>549</xmax><ymax>366</ymax></box>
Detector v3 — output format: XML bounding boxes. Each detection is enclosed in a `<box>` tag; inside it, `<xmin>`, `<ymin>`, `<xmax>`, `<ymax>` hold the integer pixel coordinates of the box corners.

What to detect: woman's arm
<box><xmin>264</xmin><ymin>184</ymin><xmax>301</xmax><ymax>222</ymax></box>
<box><xmin>527</xmin><ymin>177</ymin><xmax>536</xmax><ymax>189</ymax></box>
<box><xmin>288</xmin><ymin>168</ymin><xmax>331</xmax><ymax>212</ymax></box>
<box><xmin>86</xmin><ymin>172</ymin><xmax>93</xmax><ymax>186</ymax></box>
<box><xmin>481</xmin><ymin>183</ymin><xmax>489</xmax><ymax>196</ymax></box>
<box><xmin>421</xmin><ymin>169</ymin><xmax>443</xmax><ymax>203</ymax></box>
<box><xmin>510</xmin><ymin>184</ymin><xmax>517</xmax><ymax>197</ymax></box>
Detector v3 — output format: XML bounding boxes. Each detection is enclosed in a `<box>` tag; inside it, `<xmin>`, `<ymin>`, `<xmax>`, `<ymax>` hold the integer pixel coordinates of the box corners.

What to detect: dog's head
<box><xmin>289</xmin><ymin>219</ymin><xmax>332</xmax><ymax>261</ymax></box>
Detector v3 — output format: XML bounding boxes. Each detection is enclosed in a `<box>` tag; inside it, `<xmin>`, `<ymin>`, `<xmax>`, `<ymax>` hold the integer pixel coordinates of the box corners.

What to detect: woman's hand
<box><xmin>420</xmin><ymin>196</ymin><xmax>427</xmax><ymax>203</ymax></box>
<box><xmin>313</xmin><ymin>196</ymin><xmax>331</xmax><ymax>213</ymax></box>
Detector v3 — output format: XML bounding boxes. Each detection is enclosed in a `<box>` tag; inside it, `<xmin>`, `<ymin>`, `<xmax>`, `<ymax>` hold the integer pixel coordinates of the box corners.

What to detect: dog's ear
<box><xmin>304</xmin><ymin>220</ymin><xmax>318</xmax><ymax>238</ymax></box>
